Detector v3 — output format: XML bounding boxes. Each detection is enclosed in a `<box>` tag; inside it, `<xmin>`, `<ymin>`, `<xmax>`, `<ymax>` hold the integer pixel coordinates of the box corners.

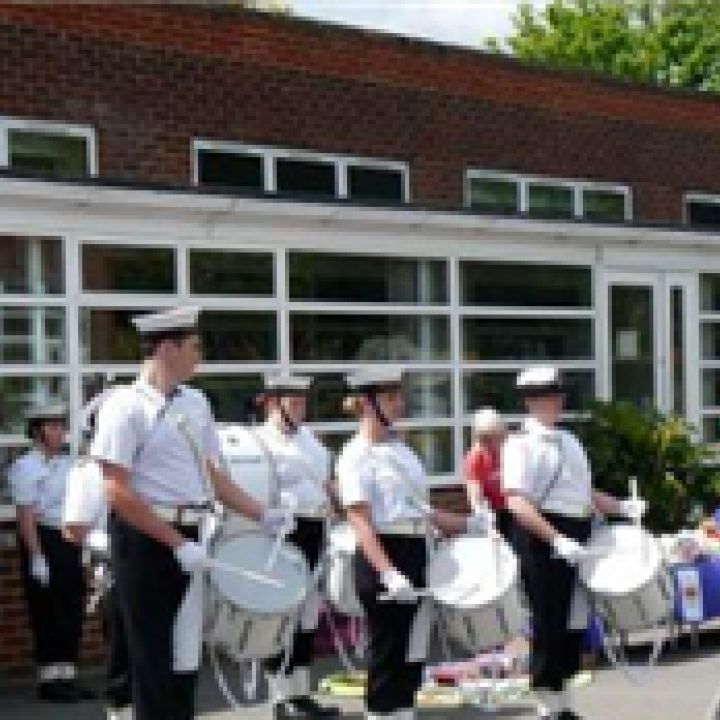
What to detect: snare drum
<box><xmin>579</xmin><ymin>523</ymin><xmax>673</xmax><ymax>633</ymax></box>
<box><xmin>428</xmin><ymin>535</ymin><xmax>525</xmax><ymax>654</ymax></box>
<box><xmin>326</xmin><ymin>522</ymin><xmax>365</xmax><ymax>618</ymax></box>
<box><xmin>204</xmin><ymin>530</ymin><xmax>309</xmax><ymax>661</ymax></box>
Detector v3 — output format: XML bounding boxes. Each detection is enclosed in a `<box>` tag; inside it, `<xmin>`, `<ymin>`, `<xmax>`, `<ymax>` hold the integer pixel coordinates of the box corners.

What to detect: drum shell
<box><xmin>579</xmin><ymin>524</ymin><xmax>674</xmax><ymax>634</ymax></box>
<box><xmin>429</xmin><ymin>535</ymin><xmax>526</xmax><ymax>655</ymax></box>
<box><xmin>204</xmin><ymin>530</ymin><xmax>309</xmax><ymax>661</ymax></box>
<box><xmin>589</xmin><ymin>566</ymin><xmax>674</xmax><ymax>634</ymax></box>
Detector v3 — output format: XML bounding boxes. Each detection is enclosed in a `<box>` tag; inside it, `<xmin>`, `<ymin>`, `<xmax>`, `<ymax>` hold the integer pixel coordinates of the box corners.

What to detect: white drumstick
<box><xmin>205</xmin><ymin>558</ymin><xmax>284</xmax><ymax>588</ymax></box>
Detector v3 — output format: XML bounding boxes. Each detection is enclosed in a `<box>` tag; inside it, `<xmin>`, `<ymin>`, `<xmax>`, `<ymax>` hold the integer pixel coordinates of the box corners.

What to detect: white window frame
<box><xmin>192</xmin><ymin>139</ymin><xmax>410</xmax><ymax>202</ymax></box>
<box><xmin>684</xmin><ymin>192</ymin><xmax>720</xmax><ymax>227</ymax></box>
<box><xmin>0</xmin><ymin>116</ymin><xmax>98</xmax><ymax>176</ymax></box>
<box><xmin>465</xmin><ymin>169</ymin><xmax>632</xmax><ymax>221</ymax></box>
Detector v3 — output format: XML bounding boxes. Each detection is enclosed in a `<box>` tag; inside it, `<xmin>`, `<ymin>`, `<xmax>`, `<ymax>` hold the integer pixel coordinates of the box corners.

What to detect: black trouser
<box><xmin>103</xmin><ymin>581</ymin><xmax>132</xmax><ymax>709</ymax></box>
<box><xmin>514</xmin><ymin>512</ymin><xmax>592</xmax><ymax>691</ymax></box>
<box><xmin>19</xmin><ymin>525</ymin><xmax>85</xmax><ymax>681</ymax></box>
<box><xmin>354</xmin><ymin>534</ymin><xmax>427</xmax><ymax>715</ymax></box>
<box><xmin>266</xmin><ymin>518</ymin><xmax>325</xmax><ymax>680</ymax></box>
<box><xmin>495</xmin><ymin>508</ymin><xmax>514</xmax><ymax>545</ymax></box>
<box><xmin>110</xmin><ymin>514</ymin><xmax>197</xmax><ymax>720</ymax></box>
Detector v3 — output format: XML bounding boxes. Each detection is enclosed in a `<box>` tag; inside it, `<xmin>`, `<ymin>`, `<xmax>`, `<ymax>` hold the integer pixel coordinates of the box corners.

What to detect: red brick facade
<box><xmin>0</xmin><ymin>2</ymin><xmax>718</xmax><ymax>682</ymax></box>
<box><xmin>0</xmin><ymin>3</ymin><xmax>719</xmax><ymax>216</ymax></box>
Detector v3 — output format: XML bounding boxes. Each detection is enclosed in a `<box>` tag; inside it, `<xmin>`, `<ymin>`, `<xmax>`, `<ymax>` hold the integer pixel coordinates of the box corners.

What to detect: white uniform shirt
<box><xmin>502</xmin><ymin>416</ymin><xmax>592</xmax><ymax>517</ymax></box>
<box><xmin>90</xmin><ymin>379</ymin><xmax>221</xmax><ymax>506</ymax></box>
<box><xmin>62</xmin><ymin>459</ymin><xmax>109</xmax><ymax>551</ymax></box>
<box><xmin>9</xmin><ymin>449</ymin><xmax>74</xmax><ymax>528</ymax></box>
<box><xmin>257</xmin><ymin>421</ymin><xmax>329</xmax><ymax>514</ymax></box>
<box><xmin>337</xmin><ymin>434</ymin><xmax>427</xmax><ymax>526</ymax></box>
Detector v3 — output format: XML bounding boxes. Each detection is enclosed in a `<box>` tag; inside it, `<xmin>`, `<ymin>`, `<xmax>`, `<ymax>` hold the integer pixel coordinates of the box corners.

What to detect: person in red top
<box><xmin>463</xmin><ymin>407</ymin><xmax>512</xmax><ymax>541</ymax></box>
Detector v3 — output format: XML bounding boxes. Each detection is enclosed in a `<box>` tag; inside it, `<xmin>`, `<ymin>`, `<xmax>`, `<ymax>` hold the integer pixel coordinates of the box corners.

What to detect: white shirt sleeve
<box><xmin>202</xmin><ymin>402</ymin><xmax>222</xmax><ymax>466</ymax></box>
<box><xmin>501</xmin><ymin>435</ymin><xmax>530</xmax><ymax>495</ymax></box>
<box><xmin>338</xmin><ymin>452</ymin><xmax>373</xmax><ymax>508</ymax></box>
<box><xmin>8</xmin><ymin>455</ymin><xmax>40</xmax><ymax>507</ymax></box>
<box><xmin>90</xmin><ymin>391</ymin><xmax>141</xmax><ymax>471</ymax></box>
<box><xmin>62</xmin><ymin>461</ymin><xmax>105</xmax><ymax>527</ymax></box>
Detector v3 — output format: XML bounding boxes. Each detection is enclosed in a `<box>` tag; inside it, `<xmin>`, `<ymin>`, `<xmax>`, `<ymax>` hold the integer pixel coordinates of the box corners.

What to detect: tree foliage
<box><xmin>486</xmin><ymin>0</ymin><xmax>720</xmax><ymax>92</ymax></box>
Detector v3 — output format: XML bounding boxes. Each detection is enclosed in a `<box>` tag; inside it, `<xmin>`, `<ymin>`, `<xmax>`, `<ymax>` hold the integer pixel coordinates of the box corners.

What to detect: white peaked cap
<box><xmin>472</xmin><ymin>407</ymin><xmax>505</xmax><ymax>434</ymax></box>
<box><xmin>515</xmin><ymin>366</ymin><xmax>563</xmax><ymax>395</ymax></box>
<box><xmin>25</xmin><ymin>403</ymin><xmax>68</xmax><ymax>421</ymax></box>
<box><xmin>131</xmin><ymin>306</ymin><xmax>200</xmax><ymax>335</ymax></box>
<box><xmin>346</xmin><ymin>366</ymin><xmax>404</xmax><ymax>392</ymax></box>
<box><xmin>263</xmin><ymin>373</ymin><xmax>312</xmax><ymax>394</ymax></box>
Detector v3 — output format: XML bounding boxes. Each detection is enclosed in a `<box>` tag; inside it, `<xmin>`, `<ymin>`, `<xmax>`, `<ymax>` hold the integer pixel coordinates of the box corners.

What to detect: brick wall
<box><xmin>0</xmin><ymin>521</ymin><xmax>104</xmax><ymax>683</ymax></box>
<box><xmin>0</xmin><ymin>4</ymin><xmax>718</xmax><ymax>218</ymax></box>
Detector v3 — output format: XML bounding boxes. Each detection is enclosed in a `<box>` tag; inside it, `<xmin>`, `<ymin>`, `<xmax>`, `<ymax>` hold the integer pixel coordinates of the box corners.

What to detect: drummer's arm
<box><xmin>346</xmin><ymin>504</ymin><xmax>394</xmax><ymax>575</ymax></box>
<box><xmin>206</xmin><ymin>460</ymin><xmax>264</xmax><ymax>522</ymax></box>
<box><xmin>62</xmin><ymin>522</ymin><xmax>92</xmax><ymax>546</ymax></box>
<box><xmin>591</xmin><ymin>489</ymin><xmax>622</xmax><ymax>517</ymax></box>
<box><xmin>506</xmin><ymin>492</ymin><xmax>561</xmax><ymax>544</ymax></box>
<box><xmin>102</xmin><ymin>461</ymin><xmax>186</xmax><ymax>549</ymax></box>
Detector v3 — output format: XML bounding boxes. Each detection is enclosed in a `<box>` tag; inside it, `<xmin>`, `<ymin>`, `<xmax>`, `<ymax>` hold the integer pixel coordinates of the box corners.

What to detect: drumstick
<box><xmin>205</xmin><ymin>558</ymin><xmax>284</xmax><ymax>588</ymax></box>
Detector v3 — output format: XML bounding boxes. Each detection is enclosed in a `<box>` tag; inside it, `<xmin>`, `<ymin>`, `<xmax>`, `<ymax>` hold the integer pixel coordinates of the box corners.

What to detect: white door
<box><xmin>602</xmin><ymin>271</ymin><xmax>699</xmax><ymax>423</ymax></box>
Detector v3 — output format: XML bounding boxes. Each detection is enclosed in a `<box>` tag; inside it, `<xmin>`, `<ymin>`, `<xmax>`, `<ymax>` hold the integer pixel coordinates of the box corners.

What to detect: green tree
<box><xmin>487</xmin><ymin>0</ymin><xmax>720</xmax><ymax>92</ymax></box>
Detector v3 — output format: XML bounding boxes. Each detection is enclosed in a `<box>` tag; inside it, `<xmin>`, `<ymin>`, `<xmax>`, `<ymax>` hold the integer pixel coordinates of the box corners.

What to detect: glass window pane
<box><xmin>405</xmin><ymin>427</ymin><xmax>453</xmax><ymax>475</ymax></box>
<box><xmin>81</xmin><ymin>309</ymin><xmax>143</xmax><ymax>363</ymax></box>
<box><xmin>688</xmin><ymin>201</ymin><xmax>720</xmax><ymax>230</ymax></box>
<box><xmin>0</xmin><ymin>235</ymin><xmax>63</xmax><ymax>294</ymax></box>
<box><xmin>9</xmin><ymin>129</ymin><xmax>89</xmax><ymax>178</ymax></box>
<box><xmin>306</xmin><ymin>371</ymin><xmax>451</xmax><ymax>422</ymax></box>
<box><xmin>196</xmin><ymin>150</ymin><xmax>264</xmax><ymax>190</ymax></box>
<box><xmin>528</xmin><ymin>183</ymin><xmax>574</xmax><ymax>219</ymax></box>
<box><xmin>702</xmin><ymin>323</ymin><xmax>720</xmax><ymax>360</ymax></box>
<box><xmin>462</xmin><ymin>318</ymin><xmax>593</xmax><ymax>361</ymax></box>
<box><xmin>463</xmin><ymin>370</ymin><xmax>595</xmax><ymax>414</ymax></box>
<box><xmin>292</xmin><ymin>314</ymin><xmax>449</xmax><ymax>362</ymax></box>
<box><xmin>700</xmin><ymin>275</ymin><xmax>720</xmax><ymax>312</ymax></box>
<box><xmin>0</xmin><ymin>307</ymin><xmax>65</xmax><ymax>364</ymax></box>
<box><xmin>348</xmin><ymin>166</ymin><xmax>404</xmax><ymax>203</ymax></box>
<box><xmin>0</xmin><ymin>375</ymin><xmax>68</xmax><ymax>434</ymax></box>
<box><xmin>468</xmin><ymin>177</ymin><xmax>519</xmax><ymax>214</ymax></box>
<box><xmin>702</xmin><ymin>370</ymin><xmax>720</xmax><ymax>408</ymax></box>
<box><xmin>189</xmin><ymin>250</ymin><xmax>274</xmax><ymax>296</ymax></box>
<box><xmin>201</xmin><ymin>312</ymin><xmax>277</xmax><ymax>362</ymax></box>
<box><xmin>191</xmin><ymin>374</ymin><xmax>265</xmax><ymax>423</ymax></box>
<box><xmin>289</xmin><ymin>252</ymin><xmax>447</xmax><ymax>304</ymax></box>
<box><xmin>461</xmin><ymin>261</ymin><xmax>591</xmax><ymax>307</ymax></box>
<box><xmin>703</xmin><ymin>417</ymin><xmax>720</xmax><ymax>444</ymax></box>
<box><xmin>82</xmin><ymin>245</ymin><xmax>176</xmax><ymax>294</ymax></box>
<box><xmin>610</xmin><ymin>285</ymin><xmax>654</xmax><ymax>410</ymax></box>
<box><xmin>82</xmin><ymin>309</ymin><xmax>277</xmax><ymax>363</ymax></box>
<box><xmin>671</xmin><ymin>287</ymin><xmax>685</xmax><ymax>415</ymax></box>
<box><xmin>582</xmin><ymin>189</ymin><xmax>626</xmax><ymax>221</ymax></box>
<box><xmin>276</xmin><ymin>158</ymin><xmax>336</xmax><ymax>197</ymax></box>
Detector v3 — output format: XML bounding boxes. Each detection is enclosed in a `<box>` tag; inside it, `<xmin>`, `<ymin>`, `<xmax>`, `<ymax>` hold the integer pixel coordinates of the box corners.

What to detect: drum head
<box><xmin>209</xmin><ymin>533</ymin><xmax>309</xmax><ymax>615</ymax></box>
<box><xmin>429</xmin><ymin>536</ymin><xmax>518</xmax><ymax>609</ymax></box>
<box><xmin>579</xmin><ymin>523</ymin><xmax>662</xmax><ymax>596</ymax></box>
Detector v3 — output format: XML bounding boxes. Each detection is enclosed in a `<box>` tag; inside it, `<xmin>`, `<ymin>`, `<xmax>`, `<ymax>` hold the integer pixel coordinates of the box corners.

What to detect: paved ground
<box><xmin>3</xmin><ymin>636</ymin><xmax>720</xmax><ymax>719</ymax></box>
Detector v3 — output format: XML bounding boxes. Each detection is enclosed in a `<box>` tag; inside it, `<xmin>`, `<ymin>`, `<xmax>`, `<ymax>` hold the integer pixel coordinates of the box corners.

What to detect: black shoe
<box><xmin>558</xmin><ymin>711</ymin><xmax>584</xmax><ymax>720</ymax></box>
<box><xmin>274</xmin><ymin>697</ymin><xmax>341</xmax><ymax>719</ymax></box>
<box><xmin>37</xmin><ymin>681</ymin><xmax>80</xmax><ymax>703</ymax></box>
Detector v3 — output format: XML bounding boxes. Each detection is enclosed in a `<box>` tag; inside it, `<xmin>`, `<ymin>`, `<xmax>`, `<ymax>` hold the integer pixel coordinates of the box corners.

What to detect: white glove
<box><xmin>551</xmin><ymin>534</ymin><xmax>587</xmax><ymax>565</ymax></box>
<box><xmin>173</xmin><ymin>541</ymin><xmax>208</xmax><ymax>574</ymax></box>
<box><xmin>30</xmin><ymin>553</ymin><xmax>50</xmax><ymax>586</ymax></box>
<box><xmin>465</xmin><ymin>508</ymin><xmax>494</xmax><ymax>536</ymax></box>
<box><xmin>260</xmin><ymin>507</ymin><xmax>295</xmax><ymax>535</ymax></box>
<box><xmin>618</xmin><ymin>498</ymin><xmax>647</xmax><ymax>521</ymax></box>
<box><xmin>380</xmin><ymin>568</ymin><xmax>417</xmax><ymax>602</ymax></box>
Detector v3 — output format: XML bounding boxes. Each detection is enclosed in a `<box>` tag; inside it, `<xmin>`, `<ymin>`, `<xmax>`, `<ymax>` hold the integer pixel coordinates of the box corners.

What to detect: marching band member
<box><xmin>337</xmin><ymin>367</ymin><xmax>492</xmax><ymax>720</ymax></box>
<box><xmin>463</xmin><ymin>407</ymin><xmax>511</xmax><ymax>540</ymax></box>
<box><xmin>91</xmin><ymin>307</ymin><xmax>290</xmax><ymax>720</ymax></box>
<box><xmin>62</xmin><ymin>388</ymin><xmax>132</xmax><ymax>720</ymax></box>
<box><xmin>504</xmin><ymin>367</ymin><xmax>646</xmax><ymax>720</ymax></box>
<box><xmin>257</xmin><ymin>374</ymin><xmax>340</xmax><ymax>720</ymax></box>
<box><xmin>9</xmin><ymin>404</ymin><xmax>92</xmax><ymax>702</ymax></box>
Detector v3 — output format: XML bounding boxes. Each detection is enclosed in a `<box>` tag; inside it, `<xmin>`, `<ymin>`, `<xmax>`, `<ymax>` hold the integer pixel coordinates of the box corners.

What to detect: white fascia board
<box><xmin>0</xmin><ymin>176</ymin><xmax>718</xmax><ymax>253</ymax></box>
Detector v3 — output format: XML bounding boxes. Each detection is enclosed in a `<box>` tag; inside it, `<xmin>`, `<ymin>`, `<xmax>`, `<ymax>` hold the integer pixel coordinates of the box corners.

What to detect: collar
<box><xmin>523</xmin><ymin>416</ymin><xmax>561</xmax><ymax>440</ymax></box>
<box><xmin>134</xmin><ymin>377</ymin><xmax>182</xmax><ymax>405</ymax></box>
<box><xmin>263</xmin><ymin>419</ymin><xmax>299</xmax><ymax>442</ymax></box>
